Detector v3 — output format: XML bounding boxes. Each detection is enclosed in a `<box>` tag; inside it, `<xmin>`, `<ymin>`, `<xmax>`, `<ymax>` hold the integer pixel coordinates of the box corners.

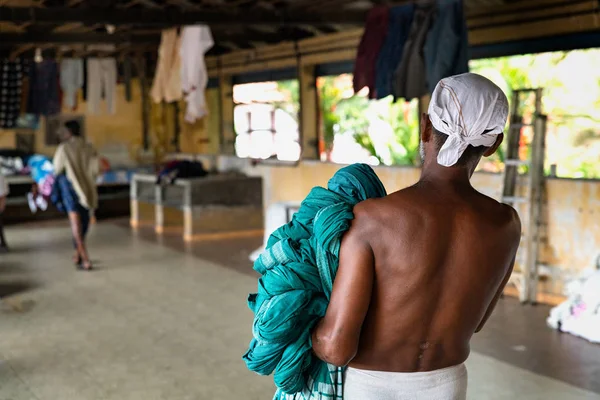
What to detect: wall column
<box><xmin>299</xmin><ymin>64</ymin><xmax>319</xmax><ymax>160</ymax></box>
<box><xmin>219</xmin><ymin>75</ymin><xmax>236</xmax><ymax>155</ymax></box>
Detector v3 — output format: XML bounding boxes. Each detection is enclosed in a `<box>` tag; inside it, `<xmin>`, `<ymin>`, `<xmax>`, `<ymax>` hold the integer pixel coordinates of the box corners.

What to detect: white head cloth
<box><xmin>428</xmin><ymin>73</ymin><xmax>509</xmax><ymax>167</ymax></box>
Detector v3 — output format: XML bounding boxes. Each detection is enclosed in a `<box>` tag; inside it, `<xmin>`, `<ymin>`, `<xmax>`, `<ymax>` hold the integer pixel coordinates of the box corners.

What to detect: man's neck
<box><xmin>418</xmin><ymin>161</ymin><xmax>474</xmax><ymax>189</ymax></box>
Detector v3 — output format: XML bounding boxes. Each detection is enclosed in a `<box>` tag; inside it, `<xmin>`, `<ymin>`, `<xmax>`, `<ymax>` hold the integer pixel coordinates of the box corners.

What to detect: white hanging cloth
<box><xmin>180</xmin><ymin>25</ymin><xmax>214</xmax><ymax>123</ymax></box>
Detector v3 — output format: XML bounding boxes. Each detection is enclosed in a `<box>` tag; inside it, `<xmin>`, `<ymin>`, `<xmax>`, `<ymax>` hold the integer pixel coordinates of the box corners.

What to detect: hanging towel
<box><xmin>151</xmin><ymin>28</ymin><xmax>182</xmax><ymax>103</ymax></box>
<box><xmin>60</xmin><ymin>58</ymin><xmax>84</xmax><ymax>110</ymax></box>
<box><xmin>393</xmin><ymin>4</ymin><xmax>436</xmax><ymax>101</ymax></box>
<box><xmin>353</xmin><ymin>6</ymin><xmax>389</xmax><ymax>98</ymax></box>
<box><xmin>180</xmin><ymin>25</ymin><xmax>214</xmax><ymax>123</ymax></box>
<box><xmin>424</xmin><ymin>0</ymin><xmax>469</xmax><ymax>93</ymax></box>
<box><xmin>244</xmin><ymin>163</ymin><xmax>387</xmax><ymax>399</ymax></box>
<box><xmin>375</xmin><ymin>4</ymin><xmax>415</xmax><ymax>100</ymax></box>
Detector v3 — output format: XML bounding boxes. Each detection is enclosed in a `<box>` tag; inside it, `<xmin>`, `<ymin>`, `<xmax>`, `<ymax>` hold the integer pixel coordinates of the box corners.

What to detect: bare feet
<box><xmin>80</xmin><ymin>259</ymin><xmax>93</xmax><ymax>271</ymax></box>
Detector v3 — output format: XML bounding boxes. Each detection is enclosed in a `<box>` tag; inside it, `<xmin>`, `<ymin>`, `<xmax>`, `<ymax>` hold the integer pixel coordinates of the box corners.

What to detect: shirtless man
<box><xmin>312</xmin><ymin>73</ymin><xmax>521</xmax><ymax>399</ymax></box>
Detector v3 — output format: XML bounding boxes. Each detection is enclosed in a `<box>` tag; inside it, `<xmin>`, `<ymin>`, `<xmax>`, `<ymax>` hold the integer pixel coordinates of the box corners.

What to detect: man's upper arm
<box><xmin>476</xmin><ymin>206</ymin><xmax>521</xmax><ymax>333</ymax></box>
<box><xmin>311</xmin><ymin>206</ymin><xmax>375</xmax><ymax>366</ymax></box>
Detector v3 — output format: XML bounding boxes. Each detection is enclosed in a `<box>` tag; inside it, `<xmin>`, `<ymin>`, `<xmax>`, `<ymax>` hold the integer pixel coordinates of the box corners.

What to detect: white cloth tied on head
<box><xmin>428</xmin><ymin>73</ymin><xmax>509</xmax><ymax>167</ymax></box>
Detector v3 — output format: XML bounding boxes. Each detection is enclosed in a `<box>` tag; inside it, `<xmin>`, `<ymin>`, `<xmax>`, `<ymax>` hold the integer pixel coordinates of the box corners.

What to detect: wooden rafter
<box><xmin>0</xmin><ymin>5</ymin><xmax>367</xmax><ymax>25</ymax></box>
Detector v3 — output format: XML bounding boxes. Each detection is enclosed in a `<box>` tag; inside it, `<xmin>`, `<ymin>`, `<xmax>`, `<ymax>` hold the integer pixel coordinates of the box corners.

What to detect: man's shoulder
<box><xmin>473</xmin><ymin>193</ymin><xmax>522</xmax><ymax>240</ymax></box>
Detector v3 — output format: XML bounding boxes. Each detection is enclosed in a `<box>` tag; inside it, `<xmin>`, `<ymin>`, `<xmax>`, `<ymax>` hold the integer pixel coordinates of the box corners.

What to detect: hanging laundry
<box><xmin>393</xmin><ymin>4</ymin><xmax>437</xmax><ymax>101</ymax></box>
<box><xmin>353</xmin><ymin>6</ymin><xmax>389</xmax><ymax>98</ymax></box>
<box><xmin>374</xmin><ymin>4</ymin><xmax>415</xmax><ymax>100</ymax></box>
<box><xmin>0</xmin><ymin>60</ymin><xmax>25</xmax><ymax>128</ymax></box>
<box><xmin>123</xmin><ymin>58</ymin><xmax>133</xmax><ymax>102</ymax></box>
<box><xmin>28</xmin><ymin>59</ymin><xmax>61</xmax><ymax>116</ymax></box>
<box><xmin>151</xmin><ymin>28</ymin><xmax>182</xmax><ymax>104</ymax></box>
<box><xmin>87</xmin><ymin>58</ymin><xmax>117</xmax><ymax>115</ymax></box>
<box><xmin>424</xmin><ymin>0</ymin><xmax>469</xmax><ymax>93</ymax></box>
<box><xmin>60</xmin><ymin>58</ymin><xmax>84</xmax><ymax>111</ymax></box>
<box><xmin>180</xmin><ymin>25</ymin><xmax>214</xmax><ymax>123</ymax></box>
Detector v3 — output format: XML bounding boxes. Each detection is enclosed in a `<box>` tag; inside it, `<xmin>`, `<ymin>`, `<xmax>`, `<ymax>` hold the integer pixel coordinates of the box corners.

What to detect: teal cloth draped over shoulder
<box><xmin>243</xmin><ymin>164</ymin><xmax>387</xmax><ymax>399</ymax></box>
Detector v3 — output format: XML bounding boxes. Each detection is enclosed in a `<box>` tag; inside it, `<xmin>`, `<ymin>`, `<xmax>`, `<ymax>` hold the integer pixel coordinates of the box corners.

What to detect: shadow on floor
<box><xmin>0</xmin><ymin>281</ymin><xmax>37</xmax><ymax>298</ymax></box>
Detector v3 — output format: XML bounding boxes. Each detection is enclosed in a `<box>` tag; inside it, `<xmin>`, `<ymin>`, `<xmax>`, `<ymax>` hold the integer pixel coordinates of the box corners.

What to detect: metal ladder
<box><xmin>501</xmin><ymin>88</ymin><xmax>547</xmax><ymax>304</ymax></box>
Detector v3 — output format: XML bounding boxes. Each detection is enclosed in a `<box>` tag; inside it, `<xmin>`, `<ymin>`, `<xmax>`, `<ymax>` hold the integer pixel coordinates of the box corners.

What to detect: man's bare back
<box><xmin>348</xmin><ymin>182</ymin><xmax>520</xmax><ymax>372</ymax></box>
<box><xmin>311</xmin><ymin>180</ymin><xmax>520</xmax><ymax>373</ymax></box>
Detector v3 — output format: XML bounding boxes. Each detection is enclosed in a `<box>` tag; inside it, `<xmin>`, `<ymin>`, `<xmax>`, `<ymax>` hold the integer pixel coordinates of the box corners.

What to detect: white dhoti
<box><xmin>344</xmin><ymin>364</ymin><xmax>468</xmax><ymax>400</ymax></box>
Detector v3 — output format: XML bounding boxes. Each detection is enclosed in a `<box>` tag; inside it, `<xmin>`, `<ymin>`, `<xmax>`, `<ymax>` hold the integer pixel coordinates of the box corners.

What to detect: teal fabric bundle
<box><xmin>243</xmin><ymin>164</ymin><xmax>387</xmax><ymax>399</ymax></box>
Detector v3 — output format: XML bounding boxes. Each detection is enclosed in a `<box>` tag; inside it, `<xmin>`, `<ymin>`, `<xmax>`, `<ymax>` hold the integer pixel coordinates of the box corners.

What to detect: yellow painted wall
<box><xmin>178</xmin><ymin>88</ymin><xmax>221</xmax><ymax>155</ymax></box>
<box><xmin>249</xmin><ymin>160</ymin><xmax>600</xmax><ymax>295</ymax></box>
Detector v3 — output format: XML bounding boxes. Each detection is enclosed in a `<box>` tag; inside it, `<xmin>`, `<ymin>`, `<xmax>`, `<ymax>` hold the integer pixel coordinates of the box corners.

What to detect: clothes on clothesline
<box><xmin>28</xmin><ymin>60</ymin><xmax>61</xmax><ymax>116</ymax></box>
<box><xmin>374</xmin><ymin>4</ymin><xmax>415</xmax><ymax>100</ymax></box>
<box><xmin>355</xmin><ymin>0</ymin><xmax>469</xmax><ymax>101</ymax></box>
<box><xmin>87</xmin><ymin>58</ymin><xmax>117</xmax><ymax>115</ymax></box>
<box><xmin>393</xmin><ymin>4</ymin><xmax>436</xmax><ymax>101</ymax></box>
<box><xmin>353</xmin><ymin>6</ymin><xmax>389</xmax><ymax>99</ymax></box>
<box><xmin>60</xmin><ymin>58</ymin><xmax>84</xmax><ymax>111</ymax></box>
<box><xmin>180</xmin><ymin>25</ymin><xmax>214</xmax><ymax>123</ymax></box>
<box><xmin>0</xmin><ymin>60</ymin><xmax>26</xmax><ymax>129</ymax></box>
<box><xmin>424</xmin><ymin>0</ymin><xmax>469</xmax><ymax>93</ymax></box>
<box><xmin>148</xmin><ymin>25</ymin><xmax>214</xmax><ymax>122</ymax></box>
<box><xmin>123</xmin><ymin>58</ymin><xmax>133</xmax><ymax>102</ymax></box>
<box><xmin>151</xmin><ymin>28</ymin><xmax>183</xmax><ymax>103</ymax></box>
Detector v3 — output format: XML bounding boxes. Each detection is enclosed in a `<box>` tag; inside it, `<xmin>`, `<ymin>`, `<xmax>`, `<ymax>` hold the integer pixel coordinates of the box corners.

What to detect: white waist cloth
<box><xmin>344</xmin><ymin>364</ymin><xmax>467</xmax><ymax>400</ymax></box>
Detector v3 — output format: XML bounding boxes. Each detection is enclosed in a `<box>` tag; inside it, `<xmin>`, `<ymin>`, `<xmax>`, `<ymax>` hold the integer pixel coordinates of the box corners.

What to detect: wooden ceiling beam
<box><xmin>0</xmin><ymin>6</ymin><xmax>367</xmax><ymax>25</ymax></box>
<box><xmin>0</xmin><ymin>32</ymin><xmax>160</xmax><ymax>46</ymax></box>
<box><xmin>0</xmin><ymin>28</ymin><xmax>315</xmax><ymax>47</ymax></box>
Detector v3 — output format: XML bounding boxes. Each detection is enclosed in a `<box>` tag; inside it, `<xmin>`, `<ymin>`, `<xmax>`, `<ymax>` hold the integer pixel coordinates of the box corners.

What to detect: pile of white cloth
<box><xmin>547</xmin><ymin>264</ymin><xmax>600</xmax><ymax>344</ymax></box>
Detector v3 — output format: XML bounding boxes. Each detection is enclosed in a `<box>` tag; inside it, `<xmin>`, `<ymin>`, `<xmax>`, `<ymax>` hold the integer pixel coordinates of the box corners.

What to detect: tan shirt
<box><xmin>53</xmin><ymin>137</ymin><xmax>98</xmax><ymax>210</ymax></box>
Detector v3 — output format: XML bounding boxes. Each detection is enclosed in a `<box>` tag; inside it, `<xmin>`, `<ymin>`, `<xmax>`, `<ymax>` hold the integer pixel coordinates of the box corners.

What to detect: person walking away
<box><xmin>0</xmin><ymin>171</ymin><xmax>9</xmax><ymax>252</ymax></box>
<box><xmin>53</xmin><ymin>120</ymin><xmax>98</xmax><ymax>270</ymax></box>
<box><xmin>311</xmin><ymin>73</ymin><xmax>521</xmax><ymax>400</ymax></box>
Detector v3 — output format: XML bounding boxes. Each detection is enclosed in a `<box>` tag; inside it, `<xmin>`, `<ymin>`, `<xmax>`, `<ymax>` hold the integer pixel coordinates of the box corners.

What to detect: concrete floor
<box><xmin>1</xmin><ymin>222</ymin><xmax>599</xmax><ymax>400</ymax></box>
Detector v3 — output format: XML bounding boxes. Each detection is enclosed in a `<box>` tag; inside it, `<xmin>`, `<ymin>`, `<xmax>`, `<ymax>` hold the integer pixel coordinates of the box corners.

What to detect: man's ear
<box><xmin>484</xmin><ymin>133</ymin><xmax>504</xmax><ymax>157</ymax></box>
<box><xmin>420</xmin><ymin>113</ymin><xmax>432</xmax><ymax>143</ymax></box>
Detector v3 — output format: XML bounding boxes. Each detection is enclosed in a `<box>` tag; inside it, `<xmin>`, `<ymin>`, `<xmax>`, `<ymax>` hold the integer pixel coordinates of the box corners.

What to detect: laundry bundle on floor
<box><xmin>354</xmin><ymin>0</ymin><xmax>469</xmax><ymax>100</ymax></box>
<box><xmin>243</xmin><ymin>163</ymin><xmax>387</xmax><ymax>399</ymax></box>
<box><xmin>547</xmin><ymin>263</ymin><xmax>600</xmax><ymax>344</ymax></box>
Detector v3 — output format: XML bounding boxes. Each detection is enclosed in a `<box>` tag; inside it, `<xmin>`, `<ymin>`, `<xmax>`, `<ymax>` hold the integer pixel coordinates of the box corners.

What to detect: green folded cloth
<box><xmin>244</xmin><ymin>163</ymin><xmax>386</xmax><ymax>399</ymax></box>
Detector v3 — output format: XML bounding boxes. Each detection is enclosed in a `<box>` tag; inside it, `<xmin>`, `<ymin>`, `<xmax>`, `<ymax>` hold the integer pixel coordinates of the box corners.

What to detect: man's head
<box><xmin>420</xmin><ymin>73</ymin><xmax>509</xmax><ymax>172</ymax></box>
<box><xmin>58</xmin><ymin>120</ymin><xmax>81</xmax><ymax>142</ymax></box>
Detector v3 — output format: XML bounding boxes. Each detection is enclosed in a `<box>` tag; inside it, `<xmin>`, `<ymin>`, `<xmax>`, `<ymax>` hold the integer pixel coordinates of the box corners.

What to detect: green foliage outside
<box><xmin>319</xmin><ymin>76</ymin><xmax>421</xmax><ymax>166</ymax></box>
